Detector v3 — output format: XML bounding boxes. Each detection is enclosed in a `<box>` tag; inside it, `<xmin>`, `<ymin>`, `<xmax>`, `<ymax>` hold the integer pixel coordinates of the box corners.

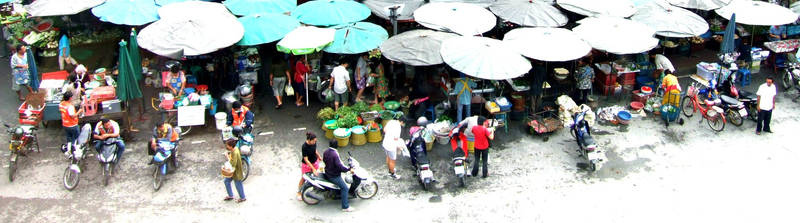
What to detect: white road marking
<box><xmin>293</xmin><ymin>128</ymin><xmax>306</xmax><ymax>131</ymax></box>
<box><xmin>191</xmin><ymin>140</ymin><xmax>206</xmax><ymax>144</ymax></box>
<box><xmin>259</xmin><ymin>132</ymin><xmax>274</xmax><ymax>136</ymax></box>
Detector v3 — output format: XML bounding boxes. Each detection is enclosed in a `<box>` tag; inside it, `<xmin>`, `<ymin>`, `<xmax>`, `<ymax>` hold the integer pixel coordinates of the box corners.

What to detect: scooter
<box><xmin>5</xmin><ymin>122</ymin><xmax>39</xmax><ymax>182</ymax></box>
<box><xmin>570</xmin><ymin>111</ymin><xmax>606</xmax><ymax>172</ymax></box>
<box><xmin>781</xmin><ymin>62</ymin><xmax>800</xmax><ymax>93</ymax></box>
<box><xmin>97</xmin><ymin>138</ymin><xmax>119</xmax><ymax>186</ymax></box>
<box><xmin>63</xmin><ymin>124</ymin><xmax>91</xmax><ymax>190</ymax></box>
<box><xmin>720</xmin><ymin>78</ymin><xmax>759</xmax><ymax>121</ymax></box>
<box><xmin>407</xmin><ymin>133</ymin><xmax>434</xmax><ymax>190</ymax></box>
<box><xmin>300</xmin><ymin>152</ymin><xmax>379</xmax><ymax>205</ymax></box>
<box><xmin>452</xmin><ymin>147</ymin><xmax>468</xmax><ymax>187</ymax></box>
<box><xmin>719</xmin><ymin>95</ymin><xmax>748</xmax><ymax>127</ymax></box>
<box><xmin>152</xmin><ymin>138</ymin><xmax>180</xmax><ymax>191</ymax></box>
<box><xmin>221</xmin><ymin>126</ymin><xmax>253</xmax><ymax>181</ymax></box>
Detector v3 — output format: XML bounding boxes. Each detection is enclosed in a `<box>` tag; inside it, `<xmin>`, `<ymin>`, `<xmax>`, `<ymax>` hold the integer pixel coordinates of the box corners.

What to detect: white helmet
<box><xmin>416</xmin><ymin>117</ymin><xmax>429</xmax><ymax>126</ymax></box>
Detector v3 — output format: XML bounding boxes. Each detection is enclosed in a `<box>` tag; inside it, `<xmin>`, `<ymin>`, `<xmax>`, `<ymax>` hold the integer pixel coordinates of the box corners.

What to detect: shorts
<box><xmin>356</xmin><ymin>76</ymin><xmax>366</xmax><ymax>90</ymax></box>
<box><xmin>301</xmin><ymin>160</ymin><xmax>320</xmax><ymax>174</ymax></box>
<box><xmin>292</xmin><ymin>81</ymin><xmax>306</xmax><ymax>97</ymax></box>
<box><xmin>334</xmin><ymin>91</ymin><xmax>348</xmax><ymax>103</ymax></box>
<box><xmin>12</xmin><ymin>79</ymin><xmax>28</xmax><ymax>91</ymax></box>
<box><xmin>384</xmin><ymin>147</ymin><xmax>397</xmax><ymax>160</ymax></box>
<box><xmin>272</xmin><ymin>77</ymin><xmax>287</xmax><ymax>96</ymax></box>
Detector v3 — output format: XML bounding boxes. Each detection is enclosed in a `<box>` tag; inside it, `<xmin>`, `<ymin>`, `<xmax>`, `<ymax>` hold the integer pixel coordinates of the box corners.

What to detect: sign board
<box><xmin>177</xmin><ymin>105</ymin><xmax>205</xmax><ymax>126</ymax></box>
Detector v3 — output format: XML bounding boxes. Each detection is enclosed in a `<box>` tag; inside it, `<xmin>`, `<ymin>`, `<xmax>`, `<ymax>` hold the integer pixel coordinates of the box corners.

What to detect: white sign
<box><xmin>177</xmin><ymin>105</ymin><xmax>205</xmax><ymax>126</ymax></box>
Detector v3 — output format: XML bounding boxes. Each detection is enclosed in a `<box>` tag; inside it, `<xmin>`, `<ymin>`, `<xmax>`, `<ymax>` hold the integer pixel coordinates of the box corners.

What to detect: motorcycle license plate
<box><xmin>421</xmin><ymin>170</ymin><xmax>433</xmax><ymax>179</ymax></box>
<box><xmin>588</xmin><ymin>151</ymin><xmax>604</xmax><ymax>161</ymax></box>
<box><xmin>738</xmin><ymin>108</ymin><xmax>748</xmax><ymax>117</ymax></box>
<box><xmin>454</xmin><ymin>167</ymin><xmax>464</xmax><ymax>175</ymax></box>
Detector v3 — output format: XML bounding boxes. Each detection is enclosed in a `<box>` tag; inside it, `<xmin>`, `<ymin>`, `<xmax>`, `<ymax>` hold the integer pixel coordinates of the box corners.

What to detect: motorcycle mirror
<box><xmin>347</xmin><ymin>151</ymin><xmax>352</xmax><ymax>157</ymax></box>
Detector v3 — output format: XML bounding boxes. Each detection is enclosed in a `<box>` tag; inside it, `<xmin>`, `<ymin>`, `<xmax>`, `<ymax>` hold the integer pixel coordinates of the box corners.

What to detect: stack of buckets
<box><xmin>333</xmin><ymin>128</ymin><xmax>351</xmax><ymax>147</ymax></box>
<box><xmin>323</xmin><ymin>120</ymin><xmax>337</xmax><ymax>139</ymax></box>
<box><xmin>351</xmin><ymin>126</ymin><xmax>366</xmax><ymax>146</ymax></box>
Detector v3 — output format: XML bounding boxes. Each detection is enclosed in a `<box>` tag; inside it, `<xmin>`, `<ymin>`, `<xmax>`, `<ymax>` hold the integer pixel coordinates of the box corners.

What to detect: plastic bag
<box><xmin>285</xmin><ymin>85</ymin><xmax>295</xmax><ymax>96</ymax></box>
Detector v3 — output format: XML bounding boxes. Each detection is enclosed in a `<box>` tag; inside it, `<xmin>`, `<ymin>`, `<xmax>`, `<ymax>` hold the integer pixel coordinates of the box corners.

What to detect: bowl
<box><xmin>630</xmin><ymin>101</ymin><xmax>644</xmax><ymax>111</ymax></box>
<box><xmin>641</xmin><ymin>86</ymin><xmax>652</xmax><ymax>94</ymax></box>
<box><xmin>616</xmin><ymin>111</ymin><xmax>632</xmax><ymax>125</ymax></box>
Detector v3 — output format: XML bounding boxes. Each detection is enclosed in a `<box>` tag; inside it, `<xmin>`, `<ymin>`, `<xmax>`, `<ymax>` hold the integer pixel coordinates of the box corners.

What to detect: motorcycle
<box><xmin>781</xmin><ymin>62</ymin><xmax>800</xmax><ymax>94</ymax></box>
<box><xmin>569</xmin><ymin>111</ymin><xmax>606</xmax><ymax>172</ymax></box>
<box><xmin>221</xmin><ymin>126</ymin><xmax>253</xmax><ymax>181</ymax></box>
<box><xmin>300</xmin><ymin>152</ymin><xmax>379</xmax><ymax>205</ymax></box>
<box><xmin>720</xmin><ymin>78</ymin><xmax>759</xmax><ymax>121</ymax></box>
<box><xmin>407</xmin><ymin>132</ymin><xmax>434</xmax><ymax>190</ymax></box>
<box><xmin>452</xmin><ymin>147</ymin><xmax>468</xmax><ymax>187</ymax></box>
<box><xmin>4</xmin><ymin>123</ymin><xmax>39</xmax><ymax>182</ymax></box>
<box><xmin>97</xmin><ymin>138</ymin><xmax>120</xmax><ymax>186</ymax></box>
<box><xmin>152</xmin><ymin>138</ymin><xmax>180</xmax><ymax>191</ymax></box>
<box><xmin>719</xmin><ymin>95</ymin><xmax>748</xmax><ymax>127</ymax></box>
<box><xmin>62</xmin><ymin>124</ymin><xmax>92</xmax><ymax>190</ymax></box>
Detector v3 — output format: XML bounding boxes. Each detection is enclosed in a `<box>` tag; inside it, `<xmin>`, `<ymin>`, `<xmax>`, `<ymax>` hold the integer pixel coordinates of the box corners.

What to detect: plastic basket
<box><xmin>661</xmin><ymin>105</ymin><xmax>680</xmax><ymax>122</ymax></box>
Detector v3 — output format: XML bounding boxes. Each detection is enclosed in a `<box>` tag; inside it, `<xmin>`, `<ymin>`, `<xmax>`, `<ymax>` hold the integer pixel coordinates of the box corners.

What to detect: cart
<box><xmin>661</xmin><ymin>90</ymin><xmax>684</xmax><ymax>127</ymax></box>
<box><xmin>525</xmin><ymin>110</ymin><xmax>562</xmax><ymax>142</ymax></box>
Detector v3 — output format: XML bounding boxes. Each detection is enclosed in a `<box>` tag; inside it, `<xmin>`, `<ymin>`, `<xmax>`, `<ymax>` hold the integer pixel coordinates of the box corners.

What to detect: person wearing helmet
<box><xmin>226</xmin><ymin>101</ymin><xmax>254</xmax><ymax>133</ymax></box>
<box><xmin>322</xmin><ymin>140</ymin><xmax>359</xmax><ymax>212</ymax></box>
<box><xmin>166</xmin><ymin>63</ymin><xmax>186</xmax><ymax>97</ymax></box>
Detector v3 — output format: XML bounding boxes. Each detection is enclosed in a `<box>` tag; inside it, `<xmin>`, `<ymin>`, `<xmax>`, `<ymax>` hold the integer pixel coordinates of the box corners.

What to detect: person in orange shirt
<box><xmin>59</xmin><ymin>91</ymin><xmax>84</xmax><ymax>143</ymax></box>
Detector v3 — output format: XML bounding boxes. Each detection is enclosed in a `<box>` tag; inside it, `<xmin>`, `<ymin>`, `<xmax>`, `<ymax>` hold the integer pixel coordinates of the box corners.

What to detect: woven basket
<box><xmin>367</xmin><ymin>129</ymin><xmax>382</xmax><ymax>143</ymax></box>
<box><xmin>352</xmin><ymin>133</ymin><xmax>366</xmax><ymax>146</ymax></box>
<box><xmin>221</xmin><ymin>166</ymin><xmax>234</xmax><ymax>178</ymax></box>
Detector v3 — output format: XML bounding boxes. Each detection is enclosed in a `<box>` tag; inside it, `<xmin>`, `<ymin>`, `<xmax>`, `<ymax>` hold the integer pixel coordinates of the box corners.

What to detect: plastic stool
<box><xmin>424</xmin><ymin>105</ymin><xmax>436</xmax><ymax>121</ymax></box>
<box><xmin>737</xmin><ymin>69</ymin><xmax>751</xmax><ymax>87</ymax></box>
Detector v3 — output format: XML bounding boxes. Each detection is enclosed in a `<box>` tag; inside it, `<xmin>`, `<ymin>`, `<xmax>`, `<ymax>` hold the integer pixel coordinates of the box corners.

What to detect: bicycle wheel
<box><xmin>681</xmin><ymin>96</ymin><xmax>695</xmax><ymax>117</ymax></box>
<box><xmin>707</xmin><ymin>116</ymin><xmax>725</xmax><ymax>132</ymax></box>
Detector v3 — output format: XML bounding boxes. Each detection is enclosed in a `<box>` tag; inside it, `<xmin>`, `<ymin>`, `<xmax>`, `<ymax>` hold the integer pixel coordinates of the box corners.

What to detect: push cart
<box><xmin>661</xmin><ymin>90</ymin><xmax>684</xmax><ymax>127</ymax></box>
<box><xmin>525</xmin><ymin>110</ymin><xmax>562</xmax><ymax>142</ymax></box>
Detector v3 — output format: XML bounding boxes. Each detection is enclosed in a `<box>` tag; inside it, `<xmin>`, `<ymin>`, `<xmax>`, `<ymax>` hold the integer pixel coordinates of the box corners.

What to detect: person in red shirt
<box><xmin>293</xmin><ymin>57</ymin><xmax>310</xmax><ymax>106</ymax></box>
<box><xmin>471</xmin><ymin>116</ymin><xmax>494</xmax><ymax>178</ymax></box>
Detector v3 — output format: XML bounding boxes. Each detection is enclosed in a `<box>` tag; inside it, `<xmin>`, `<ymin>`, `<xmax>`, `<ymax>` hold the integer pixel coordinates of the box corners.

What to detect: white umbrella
<box><xmin>363</xmin><ymin>0</ymin><xmax>426</xmax><ymax>21</ymax></box>
<box><xmin>138</xmin><ymin>2</ymin><xmax>244</xmax><ymax>59</ymax></box>
<box><xmin>667</xmin><ymin>0</ymin><xmax>731</xmax><ymax>11</ymax></box>
<box><xmin>557</xmin><ymin>0</ymin><xmax>636</xmax><ymax>17</ymax></box>
<box><xmin>413</xmin><ymin>2</ymin><xmax>497</xmax><ymax>36</ymax></box>
<box><xmin>429</xmin><ymin>0</ymin><xmax>498</xmax><ymax>8</ymax></box>
<box><xmin>504</xmin><ymin>27</ymin><xmax>591</xmax><ymax>61</ymax></box>
<box><xmin>276</xmin><ymin>26</ymin><xmax>336</xmax><ymax>55</ymax></box>
<box><xmin>489</xmin><ymin>0</ymin><xmax>568</xmax><ymax>27</ymax></box>
<box><xmin>572</xmin><ymin>17</ymin><xmax>659</xmax><ymax>55</ymax></box>
<box><xmin>380</xmin><ymin>29</ymin><xmax>459</xmax><ymax>66</ymax></box>
<box><xmin>440</xmin><ymin>36</ymin><xmax>531</xmax><ymax>80</ymax></box>
<box><xmin>715</xmin><ymin>0</ymin><xmax>798</xmax><ymax>26</ymax></box>
<box><xmin>24</xmin><ymin>0</ymin><xmax>105</xmax><ymax>17</ymax></box>
<box><xmin>631</xmin><ymin>1</ymin><xmax>709</xmax><ymax>38</ymax></box>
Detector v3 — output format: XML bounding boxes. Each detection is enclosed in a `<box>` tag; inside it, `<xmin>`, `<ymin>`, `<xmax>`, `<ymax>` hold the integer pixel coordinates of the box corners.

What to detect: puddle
<box><xmin>587</xmin><ymin>145</ymin><xmax>652</xmax><ymax>180</ymax></box>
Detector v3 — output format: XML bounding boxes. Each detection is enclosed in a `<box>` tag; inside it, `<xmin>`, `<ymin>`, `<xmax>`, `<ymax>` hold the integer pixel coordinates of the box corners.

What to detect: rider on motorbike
<box><xmin>92</xmin><ymin>119</ymin><xmax>125</xmax><ymax>163</ymax></box>
<box><xmin>226</xmin><ymin>101</ymin><xmax>254</xmax><ymax>134</ymax></box>
<box><xmin>149</xmin><ymin>121</ymin><xmax>179</xmax><ymax>164</ymax></box>
<box><xmin>322</xmin><ymin>140</ymin><xmax>359</xmax><ymax>212</ymax></box>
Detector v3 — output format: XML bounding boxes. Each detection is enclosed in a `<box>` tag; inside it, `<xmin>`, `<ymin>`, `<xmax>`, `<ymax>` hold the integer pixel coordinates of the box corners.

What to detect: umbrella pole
<box><xmin>305</xmin><ymin>55</ymin><xmax>309</xmax><ymax>107</ymax></box>
<box><xmin>390</xmin><ymin>7</ymin><xmax>399</xmax><ymax>36</ymax></box>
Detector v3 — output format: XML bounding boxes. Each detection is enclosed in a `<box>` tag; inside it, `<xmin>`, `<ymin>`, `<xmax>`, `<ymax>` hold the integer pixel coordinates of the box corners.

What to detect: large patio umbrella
<box><xmin>276</xmin><ymin>25</ymin><xmax>335</xmax><ymax>106</ymax></box>
<box><xmin>25</xmin><ymin>48</ymin><xmax>39</xmax><ymax>90</ymax></box>
<box><xmin>224</xmin><ymin>0</ymin><xmax>297</xmax><ymax>16</ymax></box>
<box><xmin>324</xmin><ymin>22</ymin><xmax>389</xmax><ymax>54</ymax></box>
<box><xmin>117</xmin><ymin>40</ymin><xmax>143</xmax><ymax>102</ymax></box>
<box><xmin>413</xmin><ymin>2</ymin><xmax>497</xmax><ymax>36</ymax></box>
<box><xmin>429</xmin><ymin>0</ymin><xmax>498</xmax><ymax>8</ymax></box>
<box><xmin>24</xmin><ymin>0</ymin><xmax>106</xmax><ymax>17</ymax></box>
<box><xmin>572</xmin><ymin>17</ymin><xmax>659</xmax><ymax>55</ymax></box>
<box><xmin>363</xmin><ymin>0</ymin><xmax>425</xmax><ymax>21</ymax></box>
<box><xmin>503</xmin><ymin>27</ymin><xmax>591</xmax><ymax>62</ymax></box>
<box><xmin>380</xmin><ymin>29</ymin><xmax>458</xmax><ymax>66</ymax></box>
<box><xmin>667</xmin><ymin>0</ymin><xmax>731</xmax><ymax>11</ymax></box>
<box><xmin>715</xmin><ymin>0</ymin><xmax>798</xmax><ymax>26</ymax></box>
<box><xmin>631</xmin><ymin>1</ymin><xmax>709</xmax><ymax>38</ymax></box>
<box><xmin>440</xmin><ymin>36</ymin><xmax>531</xmax><ymax>80</ymax></box>
<box><xmin>291</xmin><ymin>0</ymin><xmax>371</xmax><ymax>26</ymax></box>
<box><xmin>720</xmin><ymin>13</ymin><xmax>736</xmax><ymax>54</ymax></box>
<box><xmin>556</xmin><ymin>0</ymin><xmax>636</xmax><ymax>18</ymax></box>
<box><xmin>91</xmin><ymin>0</ymin><xmax>160</xmax><ymax>26</ymax></box>
<box><xmin>489</xmin><ymin>0</ymin><xmax>568</xmax><ymax>27</ymax></box>
<box><xmin>129</xmin><ymin>28</ymin><xmax>142</xmax><ymax>81</ymax></box>
<box><xmin>237</xmin><ymin>13</ymin><xmax>300</xmax><ymax>46</ymax></box>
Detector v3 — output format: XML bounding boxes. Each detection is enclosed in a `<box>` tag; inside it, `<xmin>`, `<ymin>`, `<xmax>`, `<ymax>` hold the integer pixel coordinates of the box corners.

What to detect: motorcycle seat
<box><xmin>739</xmin><ymin>91</ymin><xmax>757</xmax><ymax>100</ymax></box>
<box><xmin>415</xmin><ymin>153</ymin><xmax>430</xmax><ymax>165</ymax></box>
<box><xmin>581</xmin><ymin>135</ymin><xmax>596</xmax><ymax>149</ymax></box>
<box><xmin>720</xmin><ymin>95</ymin><xmax>742</xmax><ymax>106</ymax></box>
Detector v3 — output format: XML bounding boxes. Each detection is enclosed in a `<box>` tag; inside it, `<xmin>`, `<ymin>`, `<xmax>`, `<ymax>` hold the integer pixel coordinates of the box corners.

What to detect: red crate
<box><xmin>601</xmin><ymin>85</ymin><xmax>617</xmax><ymax>96</ymax></box>
<box><xmin>596</xmin><ymin>71</ymin><xmax>617</xmax><ymax>86</ymax></box>
<box><xmin>620</xmin><ymin>72</ymin><xmax>636</xmax><ymax>85</ymax></box>
<box><xmin>18</xmin><ymin>102</ymin><xmax>43</xmax><ymax>125</ymax></box>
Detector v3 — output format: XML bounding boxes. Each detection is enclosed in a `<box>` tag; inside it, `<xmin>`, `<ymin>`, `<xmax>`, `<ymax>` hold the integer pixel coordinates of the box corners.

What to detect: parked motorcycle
<box><xmin>720</xmin><ymin>78</ymin><xmax>759</xmax><ymax>121</ymax></box>
<box><xmin>97</xmin><ymin>138</ymin><xmax>120</xmax><ymax>186</ymax></box>
<box><xmin>4</xmin><ymin>123</ymin><xmax>39</xmax><ymax>182</ymax></box>
<box><xmin>300</xmin><ymin>152</ymin><xmax>379</xmax><ymax>205</ymax></box>
<box><xmin>63</xmin><ymin>124</ymin><xmax>92</xmax><ymax>190</ymax></box>
<box><xmin>569</xmin><ymin>111</ymin><xmax>606</xmax><ymax>172</ymax></box>
<box><xmin>221</xmin><ymin>126</ymin><xmax>253</xmax><ymax>181</ymax></box>
<box><xmin>452</xmin><ymin>147</ymin><xmax>468</xmax><ymax>187</ymax></box>
<box><xmin>719</xmin><ymin>95</ymin><xmax>748</xmax><ymax>127</ymax></box>
<box><xmin>152</xmin><ymin>138</ymin><xmax>180</xmax><ymax>191</ymax></box>
<box><xmin>781</xmin><ymin>62</ymin><xmax>800</xmax><ymax>93</ymax></box>
<box><xmin>407</xmin><ymin>132</ymin><xmax>434</xmax><ymax>190</ymax></box>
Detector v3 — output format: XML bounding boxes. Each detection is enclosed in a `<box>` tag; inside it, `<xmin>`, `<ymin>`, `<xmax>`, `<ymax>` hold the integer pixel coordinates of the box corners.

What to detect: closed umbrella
<box><xmin>363</xmin><ymin>0</ymin><xmax>425</xmax><ymax>21</ymax></box>
<box><xmin>720</xmin><ymin>13</ymin><xmax>736</xmax><ymax>54</ymax></box>
<box><xmin>24</xmin><ymin>0</ymin><xmax>105</xmax><ymax>17</ymax></box>
<box><xmin>237</xmin><ymin>13</ymin><xmax>300</xmax><ymax>46</ymax></box>
<box><xmin>572</xmin><ymin>17</ymin><xmax>659</xmax><ymax>55</ymax></box>
<box><xmin>429</xmin><ymin>0</ymin><xmax>498</xmax><ymax>8</ymax></box>
<box><xmin>715</xmin><ymin>0</ymin><xmax>798</xmax><ymax>26</ymax></box>
<box><xmin>667</xmin><ymin>0</ymin><xmax>731</xmax><ymax>11</ymax></box>
<box><xmin>504</xmin><ymin>27</ymin><xmax>591</xmax><ymax>61</ymax></box>
<box><xmin>291</xmin><ymin>0</ymin><xmax>371</xmax><ymax>26</ymax></box>
<box><xmin>489</xmin><ymin>0</ymin><xmax>568</xmax><ymax>27</ymax></box>
<box><xmin>91</xmin><ymin>0</ymin><xmax>160</xmax><ymax>26</ymax></box>
<box><xmin>440</xmin><ymin>36</ymin><xmax>531</xmax><ymax>80</ymax></box>
<box><xmin>556</xmin><ymin>0</ymin><xmax>636</xmax><ymax>18</ymax></box>
<box><xmin>276</xmin><ymin>26</ymin><xmax>335</xmax><ymax>55</ymax></box>
<box><xmin>224</xmin><ymin>0</ymin><xmax>296</xmax><ymax>16</ymax></box>
<box><xmin>25</xmin><ymin>48</ymin><xmax>39</xmax><ymax>90</ymax></box>
<box><xmin>324</xmin><ymin>22</ymin><xmax>389</xmax><ymax>54</ymax></box>
<box><xmin>631</xmin><ymin>1</ymin><xmax>709</xmax><ymax>38</ymax></box>
<box><xmin>413</xmin><ymin>2</ymin><xmax>497</xmax><ymax>36</ymax></box>
<box><xmin>380</xmin><ymin>29</ymin><xmax>458</xmax><ymax>66</ymax></box>
<box><xmin>116</xmin><ymin>40</ymin><xmax>142</xmax><ymax>102</ymax></box>
<box><xmin>129</xmin><ymin>29</ymin><xmax>142</xmax><ymax>81</ymax></box>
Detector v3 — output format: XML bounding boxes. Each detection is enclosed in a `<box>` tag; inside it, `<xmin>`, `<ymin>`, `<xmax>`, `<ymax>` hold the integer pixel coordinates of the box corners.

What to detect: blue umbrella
<box><xmin>91</xmin><ymin>0</ymin><xmax>160</xmax><ymax>26</ymax></box>
<box><xmin>224</xmin><ymin>0</ymin><xmax>296</xmax><ymax>16</ymax></box>
<box><xmin>291</xmin><ymin>0</ymin><xmax>371</xmax><ymax>26</ymax></box>
<box><xmin>324</xmin><ymin>22</ymin><xmax>389</xmax><ymax>54</ymax></box>
<box><xmin>25</xmin><ymin>48</ymin><xmax>39</xmax><ymax>90</ymax></box>
<box><xmin>237</xmin><ymin>13</ymin><xmax>300</xmax><ymax>46</ymax></box>
<box><xmin>720</xmin><ymin>13</ymin><xmax>736</xmax><ymax>54</ymax></box>
<box><xmin>156</xmin><ymin>0</ymin><xmax>211</xmax><ymax>6</ymax></box>
<box><xmin>0</xmin><ymin>0</ymin><xmax>12</xmax><ymax>4</ymax></box>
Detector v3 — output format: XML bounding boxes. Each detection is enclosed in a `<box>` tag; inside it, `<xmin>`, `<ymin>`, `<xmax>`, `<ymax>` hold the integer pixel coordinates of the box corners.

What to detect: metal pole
<box><xmin>390</xmin><ymin>7</ymin><xmax>399</xmax><ymax>36</ymax></box>
<box><xmin>305</xmin><ymin>55</ymin><xmax>309</xmax><ymax>107</ymax></box>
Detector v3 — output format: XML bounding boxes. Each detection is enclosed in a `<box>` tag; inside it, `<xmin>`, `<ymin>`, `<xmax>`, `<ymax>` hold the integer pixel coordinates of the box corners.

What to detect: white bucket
<box><xmin>215</xmin><ymin>112</ymin><xmax>227</xmax><ymax>130</ymax></box>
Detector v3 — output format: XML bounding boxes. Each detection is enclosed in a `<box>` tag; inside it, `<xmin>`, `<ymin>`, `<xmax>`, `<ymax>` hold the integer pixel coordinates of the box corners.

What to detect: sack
<box><xmin>285</xmin><ymin>85</ymin><xmax>295</xmax><ymax>96</ymax></box>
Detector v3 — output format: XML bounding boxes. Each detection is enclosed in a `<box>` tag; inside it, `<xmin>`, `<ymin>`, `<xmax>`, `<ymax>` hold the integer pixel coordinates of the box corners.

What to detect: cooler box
<box><xmin>101</xmin><ymin>100</ymin><xmax>122</xmax><ymax>113</ymax></box>
<box><xmin>494</xmin><ymin>97</ymin><xmax>512</xmax><ymax>112</ymax></box>
<box><xmin>90</xmin><ymin>86</ymin><xmax>116</xmax><ymax>102</ymax></box>
<box><xmin>43</xmin><ymin>103</ymin><xmax>61</xmax><ymax>121</ymax></box>
<box><xmin>696</xmin><ymin>63</ymin><xmax>718</xmax><ymax>82</ymax></box>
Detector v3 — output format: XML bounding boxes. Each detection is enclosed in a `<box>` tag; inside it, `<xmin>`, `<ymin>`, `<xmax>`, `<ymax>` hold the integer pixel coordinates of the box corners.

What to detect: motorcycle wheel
<box><xmin>707</xmin><ymin>116</ymin><xmax>725</xmax><ymax>132</ymax></box>
<box><xmin>102</xmin><ymin>164</ymin><xmax>111</xmax><ymax>186</ymax></box>
<box><xmin>63</xmin><ymin>166</ymin><xmax>80</xmax><ymax>191</ymax></box>
<box><xmin>356</xmin><ymin>181</ymin><xmax>379</xmax><ymax>199</ymax></box>
<box><xmin>241</xmin><ymin>159</ymin><xmax>250</xmax><ymax>182</ymax></box>
<box><xmin>748</xmin><ymin>105</ymin><xmax>758</xmax><ymax>121</ymax></box>
<box><xmin>726</xmin><ymin>109</ymin><xmax>743</xmax><ymax>127</ymax></box>
<box><xmin>301</xmin><ymin>185</ymin><xmax>321</xmax><ymax>205</ymax></box>
<box><xmin>681</xmin><ymin>96</ymin><xmax>695</xmax><ymax>117</ymax></box>
<box><xmin>459</xmin><ymin>176</ymin><xmax>466</xmax><ymax>187</ymax></box>
<box><xmin>316</xmin><ymin>81</ymin><xmax>331</xmax><ymax>104</ymax></box>
<box><xmin>8</xmin><ymin>159</ymin><xmax>16</xmax><ymax>182</ymax></box>
<box><xmin>152</xmin><ymin>167</ymin><xmax>164</xmax><ymax>191</ymax></box>
<box><xmin>588</xmin><ymin>162</ymin><xmax>597</xmax><ymax>172</ymax></box>
<box><xmin>422</xmin><ymin>181</ymin><xmax>431</xmax><ymax>191</ymax></box>
<box><xmin>781</xmin><ymin>71</ymin><xmax>792</xmax><ymax>90</ymax></box>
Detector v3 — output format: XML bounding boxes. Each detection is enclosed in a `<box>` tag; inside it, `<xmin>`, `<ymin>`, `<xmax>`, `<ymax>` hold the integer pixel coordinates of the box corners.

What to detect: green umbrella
<box><xmin>117</xmin><ymin>40</ymin><xmax>142</xmax><ymax>102</ymax></box>
<box><xmin>129</xmin><ymin>28</ymin><xmax>142</xmax><ymax>81</ymax></box>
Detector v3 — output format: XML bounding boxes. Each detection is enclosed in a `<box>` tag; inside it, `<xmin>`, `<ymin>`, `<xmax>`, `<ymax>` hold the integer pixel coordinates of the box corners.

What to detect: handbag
<box><xmin>285</xmin><ymin>85</ymin><xmax>295</xmax><ymax>96</ymax></box>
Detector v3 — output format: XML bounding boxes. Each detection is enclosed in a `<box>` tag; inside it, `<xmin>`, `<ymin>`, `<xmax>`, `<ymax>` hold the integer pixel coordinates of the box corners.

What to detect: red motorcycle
<box><xmin>4</xmin><ymin>123</ymin><xmax>39</xmax><ymax>182</ymax></box>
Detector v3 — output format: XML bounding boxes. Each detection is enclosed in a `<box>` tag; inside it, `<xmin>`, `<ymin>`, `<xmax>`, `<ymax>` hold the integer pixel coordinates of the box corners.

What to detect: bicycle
<box><xmin>680</xmin><ymin>82</ymin><xmax>726</xmax><ymax>132</ymax></box>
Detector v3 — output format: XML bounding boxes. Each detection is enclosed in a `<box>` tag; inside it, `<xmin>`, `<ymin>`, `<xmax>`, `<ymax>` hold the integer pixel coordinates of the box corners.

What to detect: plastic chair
<box><xmin>737</xmin><ymin>69</ymin><xmax>751</xmax><ymax>87</ymax></box>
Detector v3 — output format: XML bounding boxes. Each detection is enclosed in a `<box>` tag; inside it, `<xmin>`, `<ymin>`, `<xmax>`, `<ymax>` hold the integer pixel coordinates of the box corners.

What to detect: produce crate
<box><xmin>596</xmin><ymin>71</ymin><xmax>617</xmax><ymax>86</ymax></box>
<box><xmin>620</xmin><ymin>72</ymin><xmax>636</xmax><ymax>85</ymax></box>
<box><xmin>18</xmin><ymin>102</ymin><xmax>44</xmax><ymax>125</ymax></box>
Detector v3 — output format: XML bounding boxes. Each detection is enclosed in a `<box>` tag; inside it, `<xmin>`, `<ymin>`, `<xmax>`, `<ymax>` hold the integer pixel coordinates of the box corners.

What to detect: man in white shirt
<box><xmin>756</xmin><ymin>77</ymin><xmax>777</xmax><ymax>135</ymax></box>
<box><xmin>92</xmin><ymin>119</ymin><xmax>126</xmax><ymax>163</ymax></box>
<box><xmin>329</xmin><ymin>61</ymin><xmax>351</xmax><ymax>110</ymax></box>
<box><xmin>651</xmin><ymin>53</ymin><xmax>676</xmax><ymax>75</ymax></box>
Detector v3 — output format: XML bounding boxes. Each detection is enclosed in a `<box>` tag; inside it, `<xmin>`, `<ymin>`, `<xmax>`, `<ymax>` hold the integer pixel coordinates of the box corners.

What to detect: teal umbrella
<box><xmin>291</xmin><ymin>0</ymin><xmax>371</xmax><ymax>26</ymax></box>
<box><xmin>156</xmin><ymin>0</ymin><xmax>211</xmax><ymax>6</ymax></box>
<box><xmin>720</xmin><ymin>13</ymin><xmax>736</xmax><ymax>54</ymax></box>
<box><xmin>237</xmin><ymin>13</ymin><xmax>300</xmax><ymax>46</ymax></box>
<box><xmin>324</xmin><ymin>22</ymin><xmax>389</xmax><ymax>54</ymax></box>
<box><xmin>91</xmin><ymin>0</ymin><xmax>160</xmax><ymax>26</ymax></box>
<box><xmin>117</xmin><ymin>40</ymin><xmax>142</xmax><ymax>102</ymax></box>
<box><xmin>129</xmin><ymin>28</ymin><xmax>142</xmax><ymax>81</ymax></box>
<box><xmin>26</xmin><ymin>48</ymin><xmax>39</xmax><ymax>90</ymax></box>
<box><xmin>224</xmin><ymin>0</ymin><xmax>296</xmax><ymax>16</ymax></box>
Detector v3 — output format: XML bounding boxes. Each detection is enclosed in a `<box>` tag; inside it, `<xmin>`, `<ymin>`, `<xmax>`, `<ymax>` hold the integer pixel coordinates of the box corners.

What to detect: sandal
<box><xmin>223</xmin><ymin>196</ymin><xmax>234</xmax><ymax>201</ymax></box>
<box><xmin>275</xmin><ymin>104</ymin><xmax>282</xmax><ymax>109</ymax></box>
<box><xmin>236</xmin><ymin>198</ymin><xmax>247</xmax><ymax>203</ymax></box>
